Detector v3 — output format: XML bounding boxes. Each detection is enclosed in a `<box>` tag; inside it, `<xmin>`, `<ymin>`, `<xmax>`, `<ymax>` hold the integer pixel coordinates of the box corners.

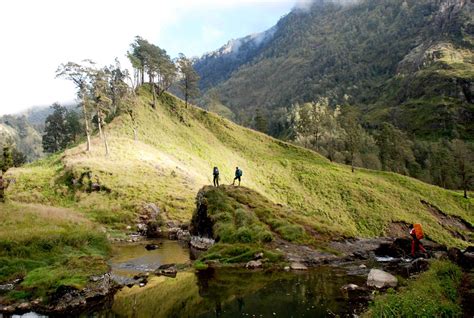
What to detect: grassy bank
<box><xmin>364</xmin><ymin>260</ymin><xmax>463</xmax><ymax>317</ymax></box>
<box><xmin>0</xmin><ymin>203</ymin><xmax>110</xmax><ymax>301</ymax></box>
<box><xmin>5</xmin><ymin>89</ymin><xmax>473</xmax><ymax>247</ymax></box>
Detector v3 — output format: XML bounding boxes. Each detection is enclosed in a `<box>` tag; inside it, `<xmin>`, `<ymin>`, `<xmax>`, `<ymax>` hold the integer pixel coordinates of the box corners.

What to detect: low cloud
<box><xmin>294</xmin><ymin>0</ymin><xmax>360</xmax><ymax>11</ymax></box>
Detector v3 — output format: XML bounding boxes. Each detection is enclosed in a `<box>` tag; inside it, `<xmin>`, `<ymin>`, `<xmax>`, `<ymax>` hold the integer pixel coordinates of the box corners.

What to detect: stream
<box><xmin>12</xmin><ymin>240</ymin><xmax>370</xmax><ymax>318</ymax></box>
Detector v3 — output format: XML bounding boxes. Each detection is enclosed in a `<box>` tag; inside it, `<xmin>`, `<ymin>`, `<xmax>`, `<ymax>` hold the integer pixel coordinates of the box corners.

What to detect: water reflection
<box><xmin>109</xmin><ymin>240</ymin><xmax>191</xmax><ymax>277</ymax></box>
<box><xmin>103</xmin><ymin>266</ymin><xmax>366</xmax><ymax>318</ymax></box>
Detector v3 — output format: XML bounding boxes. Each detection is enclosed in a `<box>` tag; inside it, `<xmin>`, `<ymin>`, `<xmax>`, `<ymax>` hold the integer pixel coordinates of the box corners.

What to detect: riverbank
<box><xmin>0</xmin><ymin>203</ymin><xmax>113</xmax><ymax>315</ymax></box>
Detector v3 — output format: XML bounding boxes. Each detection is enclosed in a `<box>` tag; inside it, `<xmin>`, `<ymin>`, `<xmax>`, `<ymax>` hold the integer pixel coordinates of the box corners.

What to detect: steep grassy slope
<box><xmin>5</xmin><ymin>89</ymin><xmax>473</xmax><ymax>248</ymax></box>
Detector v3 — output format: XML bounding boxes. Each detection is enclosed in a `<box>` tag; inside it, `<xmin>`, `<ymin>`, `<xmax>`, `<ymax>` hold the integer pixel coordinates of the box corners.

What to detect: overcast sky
<box><xmin>0</xmin><ymin>0</ymin><xmax>300</xmax><ymax>116</ymax></box>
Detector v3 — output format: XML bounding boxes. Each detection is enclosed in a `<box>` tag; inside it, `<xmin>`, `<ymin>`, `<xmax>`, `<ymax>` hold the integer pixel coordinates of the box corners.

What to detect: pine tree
<box><xmin>42</xmin><ymin>103</ymin><xmax>69</xmax><ymax>153</ymax></box>
<box><xmin>177</xmin><ymin>53</ymin><xmax>200</xmax><ymax>108</ymax></box>
<box><xmin>1</xmin><ymin>145</ymin><xmax>13</xmax><ymax>173</ymax></box>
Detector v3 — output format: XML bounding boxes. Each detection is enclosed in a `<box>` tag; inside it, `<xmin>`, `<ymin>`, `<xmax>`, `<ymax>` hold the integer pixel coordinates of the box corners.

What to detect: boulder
<box><xmin>168</xmin><ymin>227</ymin><xmax>181</xmax><ymax>240</ymax></box>
<box><xmin>367</xmin><ymin>269</ymin><xmax>398</xmax><ymax>288</ymax></box>
<box><xmin>0</xmin><ymin>283</ymin><xmax>14</xmax><ymax>291</ymax></box>
<box><xmin>156</xmin><ymin>264</ymin><xmax>178</xmax><ymax>277</ymax></box>
<box><xmin>447</xmin><ymin>247</ymin><xmax>473</xmax><ymax>269</ymax></box>
<box><xmin>145</xmin><ymin>244</ymin><xmax>160</xmax><ymax>251</ymax></box>
<box><xmin>145</xmin><ymin>222</ymin><xmax>162</xmax><ymax>238</ymax></box>
<box><xmin>17</xmin><ymin>302</ymin><xmax>31</xmax><ymax>311</ymax></box>
<box><xmin>290</xmin><ymin>262</ymin><xmax>308</xmax><ymax>270</ymax></box>
<box><xmin>433</xmin><ymin>251</ymin><xmax>448</xmax><ymax>260</ymax></box>
<box><xmin>143</xmin><ymin>203</ymin><xmax>160</xmax><ymax>218</ymax></box>
<box><xmin>190</xmin><ymin>236</ymin><xmax>215</xmax><ymax>250</ymax></box>
<box><xmin>137</xmin><ymin>223</ymin><xmax>147</xmax><ymax>234</ymax></box>
<box><xmin>245</xmin><ymin>260</ymin><xmax>263</xmax><ymax>269</ymax></box>
<box><xmin>341</xmin><ymin>283</ymin><xmax>360</xmax><ymax>291</ymax></box>
<box><xmin>176</xmin><ymin>229</ymin><xmax>191</xmax><ymax>242</ymax></box>
<box><xmin>254</xmin><ymin>252</ymin><xmax>264</xmax><ymax>260</ymax></box>
<box><xmin>383</xmin><ymin>257</ymin><xmax>430</xmax><ymax>278</ymax></box>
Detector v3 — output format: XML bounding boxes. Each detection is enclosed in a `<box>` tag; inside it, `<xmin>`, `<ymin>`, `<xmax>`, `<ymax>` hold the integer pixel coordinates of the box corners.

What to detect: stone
<box><xmin>1</xmin><ymin>305</ymin><xmax>15</xmax><ymax>313</ymax></box>
<box><xmin>367</xmin><ymin>269</ymin><xmax>398</xmax><ymax>288</ymax></box>
<box><xmin>0</xmin><ymin>283</ymin><xmax>14</xmax><ymax>291</ymax></box>
<box><xmin>254</xmin><ymin>252</ymin><xmax>264</xmax><ymax>259</ymax></box>
<box><xmin>91</xmin><ymin>182</ymin><xmax>101</xmax><ymax>191</ymax></box>
<box><xmin>462</xmin><ymin>252</ymin><xmax>474</xmax><ymax>270</ymax></box>
<box><xmin>158</xmin><ymin>264</ymin><xmax>176</xmax><ymax>270</ymax></box>
<box><xmin>90</xmin><ymin>275</ymin><xmax>105</xmax><ymax>282</ymax></box>
<box><xmin>341</xmin><ymin>283</ymin><xmax>360</xmax><ymax>291</ymax></box>
<box><xmin>359</xmin><ymin>264</ymin><xmax>367</xmax><ymax>269</ymax></box>
<box><xmin>156</xmin><ymin>264</ymin><xmax>178</xmax><ymax>277</ymax></box>
<box><xmin>284</xmin><ymin>266</ymin><xmax>290</xmax><ymax>271</ymax></box>
<box><xmin>145</xmin><ymin>244</ymin><xmax>160</xmax><ymax>250</ymax></box>
<box><xmin>168</xmin><ymin>227</ymin><xmax>181</xmax><ymax>240</ymax></box>
<box><xmin>190</xmin><ymin>236</ymin><xmax>215</xmax><ymax>250</ymax></box>
<box><xmin>177</xmin><ymin>229</ymin><xmax>191</xmax><ymax>242</ymax></box>
<box><xmin>245</xmin><ymin>260</ymin><xmax>263</xmax><ymax>269</ymax></box>
<box><xmin>290</xmin><ymin>262</ymin><xmax>308</xmax><ymax>270</ymax></box>
<box><xmin>137</xmin><ymin>223</ymin><xmax>147</xmax><ymax>233</ymax></box>
<box><xmin>17</xmin><ymin>302</ymin><xmax>31</xmax><ymax>311</ymax></box>
<box><xmin>433</xmin><ymin>251</ymin><xmax>448</xmax><ymax>260</ymax></box>
<box><xmin>31</xmin><ymin>298</ymin><xmax>42</xmax><ymax>306</ymax></box>
<box><xmin>389</xmin><ymin>258</ymin><xmax>430</xmax><ymax>278</ymax></box>
<box><xmin>126</xmin><ymin>225</ymin><xmax>132</xmax><ymax>230</ymax></box>
<box><xmin>143</xmin><ymin>203</ymin><xmax>160</xmax><ymax>217</ymax></box>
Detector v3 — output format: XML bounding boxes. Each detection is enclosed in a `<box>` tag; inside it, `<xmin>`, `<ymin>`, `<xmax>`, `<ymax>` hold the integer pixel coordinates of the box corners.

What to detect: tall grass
<box><xmin>0</xmin><ymin>203</ymin><xmax>109</xmax><ymax>300</ymax></box>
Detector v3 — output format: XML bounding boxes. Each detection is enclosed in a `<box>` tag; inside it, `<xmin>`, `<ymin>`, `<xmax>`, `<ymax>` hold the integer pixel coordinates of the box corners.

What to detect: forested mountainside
<box><xmin>0</xmin><ymin>115</ymin><xmax>43</xmax><ymax>161</ymax></box>
<box><xmin>193</xmin><ymin>26</ymin><xmax>277</xmax><ymax>92</ymax></box>
<box><xmin>194</xmin><ymin>0</ymin><xmax>474</xmax><ymax>140</ymax></box>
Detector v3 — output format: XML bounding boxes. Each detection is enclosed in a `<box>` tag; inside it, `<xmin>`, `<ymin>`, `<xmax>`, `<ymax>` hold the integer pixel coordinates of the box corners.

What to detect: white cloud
<box><xmin>0</xmin><ymin>0</ymin><xmax>295</xmax><ymax>115</ymax></box>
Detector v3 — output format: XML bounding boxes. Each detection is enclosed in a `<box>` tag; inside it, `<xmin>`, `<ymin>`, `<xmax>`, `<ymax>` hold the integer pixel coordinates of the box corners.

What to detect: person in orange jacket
<box><xmin>409</xmin><ymin>224</ymin><xmax>426</xmax><ymax>257</ymax></box>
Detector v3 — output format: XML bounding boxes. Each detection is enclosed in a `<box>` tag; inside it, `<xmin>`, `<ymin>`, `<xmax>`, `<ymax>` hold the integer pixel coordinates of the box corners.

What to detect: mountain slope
<box><xmin>195</xmin><ymin>0</ymin><xmax>474</xmax><ymax>139</ymax></box>
<box><xmin>0</xmin><ymin>115</ymin><xmax>43</xmax><ymax>161</ymax></box>
<box><xmin>6</xmin><ymin>88</ymin><xmax>472</xmax><ymax>247</ymax></box>
<box><xmin>194</xmin><ymin>26</ymin><xmax>277</xmax><ymax>93</ymax></box>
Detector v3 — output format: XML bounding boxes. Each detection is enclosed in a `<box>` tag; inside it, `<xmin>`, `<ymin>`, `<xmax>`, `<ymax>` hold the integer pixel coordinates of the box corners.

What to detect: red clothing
<box><xmin>410</xmin><ymin>228</ymin><xmax>426</xmax><ymax>256</ymax></box>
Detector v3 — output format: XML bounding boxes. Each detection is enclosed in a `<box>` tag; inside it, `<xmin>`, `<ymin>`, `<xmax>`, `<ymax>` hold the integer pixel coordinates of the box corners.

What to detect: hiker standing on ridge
<box><xmin>233</xmin><ymin>167</ymin><xmax>243</xmax><ymax>186</ymax></box>
<box><xmin>409</xmin><ymin>224</ymin><xmax>427</xmax><ymax>257</ymax></box>
<box><xmin>213</xmin><ymin>166</ymin><xmax>220</xmax><ymax>187</ymax></box>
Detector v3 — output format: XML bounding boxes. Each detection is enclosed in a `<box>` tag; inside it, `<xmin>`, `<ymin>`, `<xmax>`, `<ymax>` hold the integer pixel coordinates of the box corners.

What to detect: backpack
<box><xmin>237</xmin><ymin>169</ymin><xmax>243</xmax><ymax>177</ymax></box>
<box><xmin>414</xmin><ymin>223</ymin><xmax>424</xmax><ymax>240</ymax></box>
<box><xmin>213</xmin><ymin>167</ymin><xmax>219</xmax><ymax>175</ymax></box>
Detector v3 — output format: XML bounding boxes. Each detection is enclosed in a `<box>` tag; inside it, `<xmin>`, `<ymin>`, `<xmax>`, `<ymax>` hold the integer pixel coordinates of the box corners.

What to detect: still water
<box><xmin>98</xmin><ymin>240</ymin><xmax>367</xmax><ymax>317</ymax></box>
<box><xmin>13</xmin><ymin>241</ymin><xmax>368</xmax><ymax>318</ymax></box>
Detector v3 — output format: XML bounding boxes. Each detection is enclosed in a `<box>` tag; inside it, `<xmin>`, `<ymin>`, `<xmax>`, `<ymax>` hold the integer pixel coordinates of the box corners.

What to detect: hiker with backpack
<box><xmin>233</xmin><ymin>167</ymin><xmax>243</xmax><ymax>186</ymax></box>
<box><xmin>213</xmin><ymin>166</ymin><xmax>220</xmax><ymax>187</ymax></box>
<box><xmin>409</xmin><ymin>224</ymin><xmax>427</xmax><ymax>257</ymax></box>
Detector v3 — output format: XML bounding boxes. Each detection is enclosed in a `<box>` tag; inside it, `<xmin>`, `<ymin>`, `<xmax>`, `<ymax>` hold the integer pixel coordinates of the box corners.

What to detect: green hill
<box><xmin>195</xmin><ymin>0</ymin><xmax>474</xmax><ymax>139</ymax></box>
<box><xmin>6</xmin><ymin>88</ymin><xmax>472</xmax><ymax>247</ymax></box>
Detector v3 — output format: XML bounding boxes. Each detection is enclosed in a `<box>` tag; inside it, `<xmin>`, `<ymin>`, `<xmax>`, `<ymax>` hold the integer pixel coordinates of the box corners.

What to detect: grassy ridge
<box><xmin>5</xmin><ymin>88</ymin><xmax>473</xmax><ymax>247</ymax></box>
<box><xmin>0</xmin><ymin>203</ymin><xmax>109</xmax><ymax>300</ymax></box>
